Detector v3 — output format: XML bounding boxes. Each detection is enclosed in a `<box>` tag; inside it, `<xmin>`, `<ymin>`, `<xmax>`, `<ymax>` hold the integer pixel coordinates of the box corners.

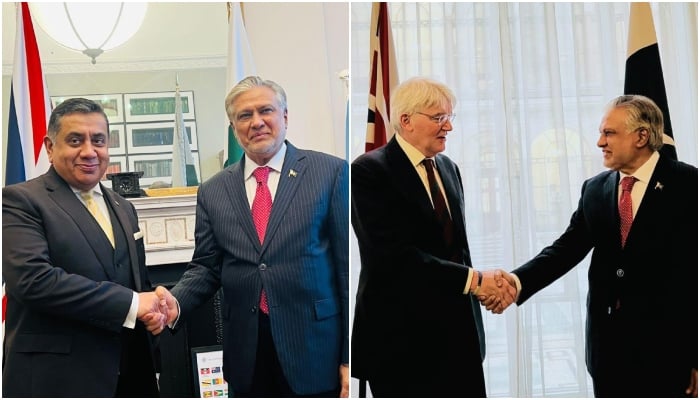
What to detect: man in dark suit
<box><xmin>2</xmin><ymin>98</ymin><xmax>166</xmax><ymax>397</ymax></box>
<box><xmin>148</xmin><ymin>76</ymin><xmax>349</xmax><ymax>397</ymax></box>
<box><xmin>484</xmin><ymin>95</ymin><xmax>698</xmax><ymax>397</ymax></box>
<box><xmin>350</xmin><ymin>77</ymin><xmax>516</xmax><ymax>397</ymax></box>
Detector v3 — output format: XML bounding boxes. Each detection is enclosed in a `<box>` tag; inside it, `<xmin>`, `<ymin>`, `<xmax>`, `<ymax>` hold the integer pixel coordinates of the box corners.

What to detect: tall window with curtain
<box><xmin>350</xmin><ymin>3</ymin><xmax>697</xmax><ymax>397</ymax></box>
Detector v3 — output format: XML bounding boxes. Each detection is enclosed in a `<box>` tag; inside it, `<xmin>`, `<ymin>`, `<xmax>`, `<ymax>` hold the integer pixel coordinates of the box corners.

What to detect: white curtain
<box><xmin>349</xmin><ymin>3</ymin><xmax>697</xmax><ymax>397</ymax></box>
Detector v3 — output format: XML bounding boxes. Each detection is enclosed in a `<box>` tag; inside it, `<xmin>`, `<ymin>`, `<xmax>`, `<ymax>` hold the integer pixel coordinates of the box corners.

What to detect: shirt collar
<box><xmin>620</xmin><ymin>151</ymin><xmax>659</xmax><ymax>186</ymax></box>
<box><xmin>395</xmin><ymin>133</ymin><xmax>431</xmax><ymax>168</ymax></box>
<box><xmin>244</xmin><ymin>141</ymin><xmax>287</xmax><ymax>179</ymax></box>
<box><xmin>72</xmin><ymin>184</ymin><xmax>104</xmax><ymax>197</ymax></box>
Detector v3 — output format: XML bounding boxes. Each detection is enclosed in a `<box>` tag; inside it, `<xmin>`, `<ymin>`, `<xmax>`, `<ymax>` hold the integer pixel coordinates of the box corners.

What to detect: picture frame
<box><xmin>191</xmin><ymin>345</ymin><xmax>228</xmax><ymax>398</ymax></box>
<box><xmin>101</xmin><ymin>156</ymin><xmax>126</xmax><ymax>188</ymax></box>
<box><xmin>108</xmin><ymin>124</ymin><xmax>126</xmax><ymax>155</ymax></box>
<box><xmin>124</xmin><ymin>91</ymin><xmax>195</xmax><ymax>122</ymax></box>
<box><xmin>126</xmin><ymin>121</ymin><xmax>198</xmax><ymax>154</ymax></box>
<box><xmin>128</xmin><ymin>153</ymin><xmax>201</xmax><ymax>188</ymax></box>
<box><xmin>51</xmin><ymin>94</ymin><xmax>124</xmax><ymax>123</ymax></box>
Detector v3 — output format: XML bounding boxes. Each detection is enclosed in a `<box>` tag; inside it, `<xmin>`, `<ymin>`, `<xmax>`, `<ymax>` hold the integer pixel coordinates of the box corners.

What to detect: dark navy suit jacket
<box><xmin>171</xmin><ymin>141</ymin><xmax>349</xmax><ymax>395</ymax></box>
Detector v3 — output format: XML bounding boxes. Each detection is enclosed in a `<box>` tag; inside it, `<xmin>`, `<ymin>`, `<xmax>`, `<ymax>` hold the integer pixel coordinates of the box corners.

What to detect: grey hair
<box><xmin>47</xmin><ymin>98</ymin><xmax>109</xmax><ymax>142</ymax></box>
<box><xmin>605</xmin><ymin>94</ymin><xmax>664</xmax><ymax>151</ymax></box>
<box><xmin>224</xmin><ymin>76</ymin><xmax>288</xmax><ymax>122</ymax></box>
<box><xmin>390</xmin><ymin>77</ymin><xmax>456</xmax><ymax>134</ymax></box>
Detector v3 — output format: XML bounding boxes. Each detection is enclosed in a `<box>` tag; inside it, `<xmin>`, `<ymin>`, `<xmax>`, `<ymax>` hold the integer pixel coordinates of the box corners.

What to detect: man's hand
<box><xmin>137</xmin><ymin>291</ymin><xmax>166</xmax><ymax>333</ymax></box>
<box><xmin>339</xmin><ymin>364</ymin><xmax>349</xmax><ymax>397</ymax></box>
<box><xmin>139</xmin><ymin>286</ymin><xmax>178</xmax><ymax>335</ymax></box>
<box><xmin>155</xmin><ymin>285</ymin><xmax>179</xmax><ymax>326</ymax></box>
<box><xmin>686</xmin><ymin>368</ymin><xmax>698</xmax><ymax>397</ymax></box>
<box><xmin>476</xmin><ymin>269</ymin><xmax>517</xmax><ymax>314</ymax></box>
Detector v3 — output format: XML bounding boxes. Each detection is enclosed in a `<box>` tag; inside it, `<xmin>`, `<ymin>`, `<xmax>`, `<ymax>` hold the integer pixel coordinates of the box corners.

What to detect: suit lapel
<box><xmin>223</xmin><ymin>161</ymin><xmax>261</xmax><ymax>248</ymax></box>
<box><xmin>102</xmin><ymin>187</ymin><xmax>142</xmax><ymax>292</ymax></box>
<box><xmin>600</xmin><ymin>172</ymin><xmax>621</xmax><ymax>248</ymax></box>
<box><xmin>385</xmin><ymin>138</ymin><xmax>435</xmax><ymax>220</ymax></box>
<box><xmin>626</xmin><ymin>158</ymin><xmax>669</xmax><ymax>247</ymax></box>
<box><xmin>263</xmin><ymin>143</ymin><xmax>305</xmax><ymax>252</ymax></box>
<box><xmin>44</xmin><ymin>168</ymin><xmax>116</xmax><ymax>281</ymax></box>
<box><xmin>435</xmin><ymin>155</ymin><xmax>466</xmax><ymax>241</ymax></box>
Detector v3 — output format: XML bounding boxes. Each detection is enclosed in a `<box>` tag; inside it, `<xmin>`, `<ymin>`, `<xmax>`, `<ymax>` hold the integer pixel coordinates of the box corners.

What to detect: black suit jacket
<box><xmin>2</xmin><ymin>167</ymin><xmax>158</xmax><ymax>397</ymax></box>
<box><xmin>512</xmin><ymin>154</ymin><xmax>698</xmax><ymax>394</ymax></box>
<box><xmin>351</xmin><ymin>137</ymin><xmax>486</xmax><ymax>395</ymax></box>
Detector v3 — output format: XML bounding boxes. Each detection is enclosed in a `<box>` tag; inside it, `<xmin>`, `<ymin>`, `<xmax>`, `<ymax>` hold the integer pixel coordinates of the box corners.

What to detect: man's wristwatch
<box><xmin>474</xmin><ymin>271</ymin><xmax>483</xmax><ymax>294</ymax></box>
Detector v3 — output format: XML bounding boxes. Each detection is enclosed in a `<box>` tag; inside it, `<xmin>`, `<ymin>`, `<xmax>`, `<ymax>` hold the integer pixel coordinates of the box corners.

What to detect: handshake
<box><xmin>136</xmin><ymin>286</ymin><xmax>179</xmax><ymax>335</ymax></box>
<box><xmin>473</xmin><ymin>269</ymin><xmax>518</xmax><ymax>314</ymax></box>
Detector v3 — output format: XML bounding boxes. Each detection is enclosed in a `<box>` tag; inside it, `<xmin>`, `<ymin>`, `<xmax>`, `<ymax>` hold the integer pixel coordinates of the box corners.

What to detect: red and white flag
<box><xmin>5</xmin><ymin>2</ymin><xmax>51</xmax><ymax>185</ymax></box>
<box><xmin>365</xmin><ymin>2</ymin><xmax>398</xmax><ymax>152</ymax></box>
<box><xmin>3</xmin><ymin>1</ymin><xmax>52</xmax><ymax>338</ymax></box>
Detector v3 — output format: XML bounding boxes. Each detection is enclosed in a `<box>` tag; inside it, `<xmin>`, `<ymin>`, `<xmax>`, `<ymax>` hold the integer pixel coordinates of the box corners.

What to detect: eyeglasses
<box><xmin>414</xmin><ymin>112</ymin><xmax>456</xmax><ymax>126</ymax></box>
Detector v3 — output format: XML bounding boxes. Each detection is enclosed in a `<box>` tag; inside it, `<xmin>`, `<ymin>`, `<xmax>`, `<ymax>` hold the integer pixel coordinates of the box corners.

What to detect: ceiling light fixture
<box><xmin>29</xmin><ymin>2</ymin><xmax>148</xmax><ymax>64</ymax></box>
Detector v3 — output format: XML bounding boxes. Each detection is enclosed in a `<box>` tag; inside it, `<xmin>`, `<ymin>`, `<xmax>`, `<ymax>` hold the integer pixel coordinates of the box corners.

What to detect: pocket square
<box><xmin>133</xmin><ymin>231</ymin><xmax>144</xmax><ymax>240</ymax></box>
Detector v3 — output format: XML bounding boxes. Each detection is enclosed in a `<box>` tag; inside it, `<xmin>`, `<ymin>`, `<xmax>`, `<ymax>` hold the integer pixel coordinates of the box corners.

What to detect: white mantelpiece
<box><xmin>129</xmin><ymin>194</ymin><xmax>196</xmax><ymax>266</ymax></box>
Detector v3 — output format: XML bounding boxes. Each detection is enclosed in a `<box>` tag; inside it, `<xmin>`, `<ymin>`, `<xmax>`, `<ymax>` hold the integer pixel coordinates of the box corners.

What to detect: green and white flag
<box><xmin>224</xmin><ymin>2</ymin><xmax>256</xmax><ymax>167</ymax></box>
<box><xmin>172</xmin><ymin>76</ymin><xmax>199</xmax><ymax>187</ymax></box>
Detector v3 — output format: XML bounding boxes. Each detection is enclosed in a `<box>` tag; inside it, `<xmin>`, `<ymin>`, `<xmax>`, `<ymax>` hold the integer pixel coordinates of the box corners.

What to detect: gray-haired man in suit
<box><xmin>484</xmin><ymin>95</ymin><xmax>698</xmax><ymax>397</ymax></box>
<box><xmin>146</xmin><ymin>76</ymin><xmax>349</xmax><ymax>397</ymax></box>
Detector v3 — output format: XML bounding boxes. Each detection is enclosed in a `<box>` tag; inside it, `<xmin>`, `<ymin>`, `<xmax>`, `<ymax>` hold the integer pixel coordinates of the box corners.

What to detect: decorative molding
<box><xmin>130</xmin><ymin>194</ymin><xmax>197</xmax><ymax>266</ymax></box>
<box><xmin>2</xmin><ymin>55</ymin><xmax>226</xmax><ymax>76</ymax></box>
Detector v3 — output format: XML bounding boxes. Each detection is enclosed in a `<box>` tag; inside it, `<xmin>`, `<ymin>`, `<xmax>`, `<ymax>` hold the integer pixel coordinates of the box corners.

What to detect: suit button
<box><xmin>251</xmin><ymin>307</ymin><xmax>257</xmax><ymax>313</ymax></box>
<box><xmin>259</xmin><ymin>263</ymin><xmax>267</xmax><ymax>271</ymax></box>
<box><xmin>616</xmin><ymin>268</ymin><xmax>624</xmax><ymax>277</ymax></box>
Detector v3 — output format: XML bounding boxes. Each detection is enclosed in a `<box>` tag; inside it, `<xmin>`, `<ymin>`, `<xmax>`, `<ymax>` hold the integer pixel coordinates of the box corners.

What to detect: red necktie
<box><xmin>252</xmin><ymin>167</ymin><xmax>272</xmax><ymax>314</ymax></box>
<box><xmin>619</xmin><ymin>176</ymin><xmax>637</xmax><ymax>247</ymax></box>
<box><xmin>422</xmin><ymin>159</ymin><xmax>455</xmax><ymax>250</ymax></box>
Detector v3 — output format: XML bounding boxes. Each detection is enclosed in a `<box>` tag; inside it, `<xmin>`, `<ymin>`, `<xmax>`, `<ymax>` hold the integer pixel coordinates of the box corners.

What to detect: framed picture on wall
<box><xmin>124</xmin><ymin>91</ymin><xmax>195</xmax><ymax>122</ymax></box>
<box><xmin>108</xmin><ymin>124</ymin><xmax>126</xmax><ymax>155</ymax></box>
<box><xmin>51</xmin><ymin>94</ymin><xmax>124</xmax><ymax>123</ymax></box>
<box><xmin>126</xmin><ymin>121</ymin><xmax>198</xmax><ymax>154</ymax></box>
<box><xmin>128</xmin><ymin>153</ymin><xmax>201</xmax><ymax>187</ymax></box>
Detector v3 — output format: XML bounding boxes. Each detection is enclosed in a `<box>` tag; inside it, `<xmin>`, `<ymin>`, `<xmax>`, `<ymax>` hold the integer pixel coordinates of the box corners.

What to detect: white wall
<box><xmin>1</xmin><ymin>2</ymin><xmax>349</xmax><ymax>185</ymax></box>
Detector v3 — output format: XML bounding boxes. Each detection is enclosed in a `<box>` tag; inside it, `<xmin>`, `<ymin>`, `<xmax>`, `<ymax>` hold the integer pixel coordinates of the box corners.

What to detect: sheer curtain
<box><xmin>349</xmin><ymin>3</ymin><xmax>697</xmax><ymax>397</ymax></box>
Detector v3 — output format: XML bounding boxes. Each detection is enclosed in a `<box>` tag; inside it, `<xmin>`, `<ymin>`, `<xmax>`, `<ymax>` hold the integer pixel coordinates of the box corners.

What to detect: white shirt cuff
<box><xmin>123</xmin><ymin>291</ymin><xmax>138</xmax><ymax>329</ymax></box>
<box><xmin>168</xmin><ymin>296</ymin><xmax>181</xmax><ymax>329</ymax></box>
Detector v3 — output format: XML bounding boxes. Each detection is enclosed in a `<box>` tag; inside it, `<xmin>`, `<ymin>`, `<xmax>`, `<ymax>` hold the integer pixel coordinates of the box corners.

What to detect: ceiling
<box><xmin>2</xmin><ymin>2</ymin><xmax>230</xmax><ymax>75</ymax></box>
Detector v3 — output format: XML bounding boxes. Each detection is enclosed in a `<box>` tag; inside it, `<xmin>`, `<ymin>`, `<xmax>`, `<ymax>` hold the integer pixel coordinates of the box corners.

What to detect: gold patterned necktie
<box><xmin>81</xmin><ymin>191</ymin><xmax>115</xmax><ymax>248</ymax></box>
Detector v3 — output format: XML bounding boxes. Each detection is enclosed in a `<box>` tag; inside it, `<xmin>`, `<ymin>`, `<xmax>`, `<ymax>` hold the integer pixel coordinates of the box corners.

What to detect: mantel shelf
<box><xmin>129</xmin><ymin>194</ymin><xmax>196</xmax><ymax>266</ymax></box>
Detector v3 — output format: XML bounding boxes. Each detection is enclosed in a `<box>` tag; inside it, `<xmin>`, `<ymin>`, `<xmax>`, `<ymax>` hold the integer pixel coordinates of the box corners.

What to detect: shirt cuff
<box><xmin>168</xmin><ymin>296</ymin><xmax>181</xmax><ymax>329</ymax></box>
<box><xmin>463</xmin><ymin>268</ymin><xmax>475</xmax><ymax>294</ymax></box>
<box><xmin>123</xmin><ymin>291</ymin><xmax>138</xmax><ymax>329</ymax></box>
<box><xmin>511</xmin><ymin>272</ymin><xmax>522</xmax><ymax>301</ymax></box>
